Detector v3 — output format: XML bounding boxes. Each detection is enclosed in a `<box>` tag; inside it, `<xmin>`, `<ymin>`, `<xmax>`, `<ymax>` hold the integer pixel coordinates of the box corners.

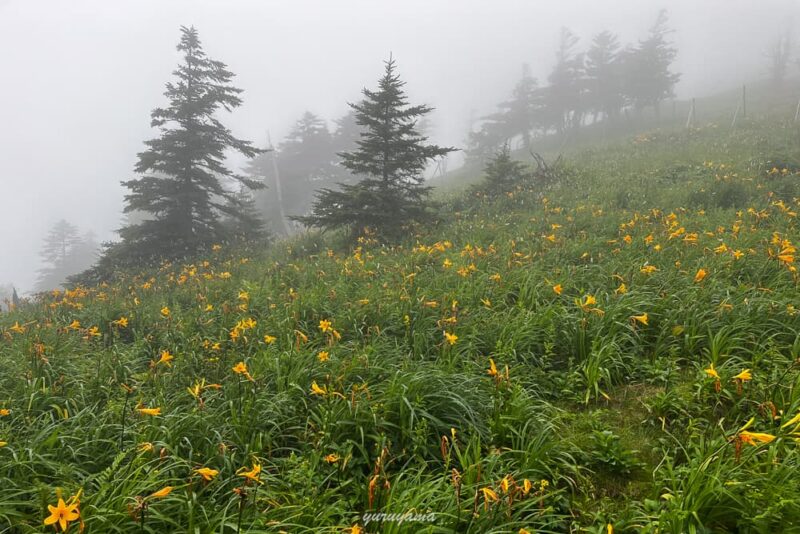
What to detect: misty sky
<box><xmin>1</xmin><ymin>0</ymin><xmax>797</xmax><ymax>293</ymax></box>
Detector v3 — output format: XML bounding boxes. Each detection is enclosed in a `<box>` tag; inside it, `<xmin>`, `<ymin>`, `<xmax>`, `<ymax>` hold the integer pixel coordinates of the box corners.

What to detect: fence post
<box><xmin>742</xmin><ymin>85</ymin><xmax>746</xmax><ymax>119</ymax></box>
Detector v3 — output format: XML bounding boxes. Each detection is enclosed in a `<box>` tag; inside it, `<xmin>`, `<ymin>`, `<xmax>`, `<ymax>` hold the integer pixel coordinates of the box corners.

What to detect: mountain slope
<box><xmin>2</xmin><ymin>117</ymin><xmax>800</xmax><ymax>532</ymax></box>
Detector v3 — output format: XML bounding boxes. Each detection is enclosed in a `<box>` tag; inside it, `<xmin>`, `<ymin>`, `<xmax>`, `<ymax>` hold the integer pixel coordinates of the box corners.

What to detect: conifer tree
<box><xmin>222</xmin><ymin>186</ymin><xmax>268</xmax><ymax>243</ymax></box>
<box><xmin>330</xmin><ymin>110</ymin><xmax>361</xmax><ymax>161</ymax></box>
<box><xmin>480</xmin><ymin>65</ymin><xmax>541</xmax><ymax>150</ymax></box>
<box><xmin>465</xmin><ymin>117</ymin><xmax>513</xmax><ymax>164</ymax></box>
<box><xmin>294</xmin><ymin>57</ymin><xmax>455</xmax><ymax>239</ymax></box>
<box><xmin>766</xmin><ymin>33</ymin><xmax>792</xmax><ymax>86</ymax></box>
<box><xmin>119</xmin><ymin>26</ymin><xmax>264</xmax><ymax>263</ymax></box>
<box><xmin>585</xmin><ymin>31</ymin><xmax>624</xmax><ymax>122</ymax></box>
<box><xmin>477</xmin><ymin>144</ymin><xmax>529</xmax><ymax>198</ymax></box>
<box><xmin>621</xmin><ymin>10</ymin><xmax>680</xmax><ymax>116</ymax></box>
<box><xmin>249</xmin><ymin>111</ymin><xmax>337</xmax><ymax>234</ymax></box>
<box><xmin>36</xmin><ymin>221</ymin><xmax>97</xmax><ymax>291</ymax></box>
<box><xmin>544</xmin><ymin>28</ymin><xmax>585</xmax><ymax>133</ymax></box>
<box><xmin>39</xmin><ymin>220</ymin><xmax>81</xmax><ymax>269</ymax></box>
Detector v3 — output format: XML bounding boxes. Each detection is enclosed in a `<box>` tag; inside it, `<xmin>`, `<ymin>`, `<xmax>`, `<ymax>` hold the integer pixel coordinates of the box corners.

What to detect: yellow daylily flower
<box><xmin>10</xmin><ymin>322</ymin><xmax>26</xmax><ymax>334</ymax></box>
<box><xmin>481</xmin><ymin>487</ymin><xmax>499</xmax><ymax>504</ymax></box>
<box><xmin>231</xmin><ymin>361</ymin><xmax>254</xmax><ymax>381</ymax></box>
<box><xmin>149</xmin><ymin>486</ymin><xmax>173</xmax><ymax>499</ymax></box>
<box><xmin>694</xmin><ymin>268</ymin><xmax>707</xmax><ymax>283</ymax></box>
<box><xmin>487</xmin><ymin>358</ymin><xmax>498</xmax><ymax>377</ymax></box>
<box><xmin>739</xmin><ymin>431</ymin><xmax>775</xmax><ymax>446</ymax></box>
<box><xmin>522</xmin><ymin>478</ymin><xmax>532</xmax><ymax>495</ymax></box>
<box><xmin>194</xmin><ymin>467</ymin><xmax>219</xmax><ymax>482</ymax></box>
<box><xmin>781</xmin><ymin>411</ymin><xmax>800</xmax><ymax>429</ymax></box>
<box><xmin>704</xmin><ymin>363</ymin><xmax>720</xmax><ymax>380</ymax></box>
<box><xmin>237</xmin><ymin>460</ymin><xmax>262</xmax><ymax>484</ymax></box>
<box><xmin>733</xmin><ymin>369</ymin><xmax>752</xmax><ymax>382</ymax></box>
<box><xmin>310</xmin><ymin>381</ymin><xmax>327</xmax><ymax>396</ymax></box>
<box><xmin>43</xmin><ymin>497</ymin><xmax>80</xmax><ymax>531</ymax></box>
<box><xmin>153</xmin><ymin>350</ymin><xmax>174</xmax><ymax>368</ymax></box>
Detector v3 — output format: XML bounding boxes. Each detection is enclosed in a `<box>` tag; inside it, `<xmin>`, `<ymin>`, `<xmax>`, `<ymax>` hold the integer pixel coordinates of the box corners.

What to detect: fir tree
<box><xmin>465</xmin><ymin>113</ymin><xmax>515</xmax><ymax>165</ymax></box>
<box><xmin>543</xmin><ymin>28</ymin><xmax>585</xmax><ymax>133</ymax></box>
<box><xmin>280</xmin><ymin>112</ymin><xmax>335</xmax><ymax>183</ymax></box>
<box><xmin>119</xmin><ymin>26</ymin><xmax>264</xmax><ymax>263</ymax></box>
<box><xmin>621</xmin><ymin>10</ymin><xmax>680</xmax><ymax>115</ymax></box>
<box><xmin>294</xmin><ymin>57</ymin><xmax>455</xmax><ymax>239</ymax></box>
<box><xmin>478</xmin><ymin>65</ymin><xmax>541</xmax><ymax>152</ymax></box>
<box><xmin>35</xmin><ymin>220</ymin><xmax>81</xmax><ymax>291</ymax></box>
<box><xmin>766</xmin><ymin>33</ymin><xmax>792</xmax><ymax>86</ymax></box>
<box><xmin>476</xmin><ymin>144</ymin><xmax>529</xmax><ymax>198</ymax></box>
<box><xmin>249</xmin><ymin>112</ymin><xmax>337</xmax><ymax>234</ymax></box>
<box><xmin>39</xmin><ymin>220</ymin><xmax>81</xmax><ymax>269</ymax></box>
<box><xmin>585</xmin><ymin>31</ymin><xmax>624</xmax><ymax>122</ymax></box>
<box><xmin>222</xmin><ymin>186</ymin><xmax>268</xmax><ymax>243</ymax></box>
<box><xmin>36</xmin><ymin>221</ymin><xmax>97</xmax><ymax>291</ymax></box>
<box><xmin>328</xmin><ymin>109</ymin><xmax>362</xmax><ymax>186</ymax></box>
<box><xmin>330</xmin><ymin>110</ymin><xmax>361</xmax><ymax>160</ymax></box>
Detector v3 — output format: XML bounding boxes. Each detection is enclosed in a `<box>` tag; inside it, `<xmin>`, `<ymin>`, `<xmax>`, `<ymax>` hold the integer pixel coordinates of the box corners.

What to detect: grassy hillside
<box><xmin>434</xmin><ymin>77</ymin><xmax>800</xmax><ymax>192</ymax></box>
<box><xmin>2</xmin><ymin>116</ymin><xmax>800</xmax><ymax>533</ymax></box>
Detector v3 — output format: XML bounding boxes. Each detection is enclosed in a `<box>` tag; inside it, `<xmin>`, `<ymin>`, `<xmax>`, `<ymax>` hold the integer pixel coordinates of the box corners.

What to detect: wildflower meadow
<box><xmin>3</xmin><ymin>118</ymin><xmax>800</xmax><ymax>532</ymax></box>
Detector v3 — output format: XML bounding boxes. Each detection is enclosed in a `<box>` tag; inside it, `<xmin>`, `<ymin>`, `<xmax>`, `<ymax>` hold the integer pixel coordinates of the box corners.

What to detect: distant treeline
<box><xmin>466</xmin><ymin>10</ymin><xmax>680</xmax><ymax>162</ymax></box>
<box><xmin>21</xmin><ymin>9</ymin><xmax>797</xmax><ymax>291</ymax></box>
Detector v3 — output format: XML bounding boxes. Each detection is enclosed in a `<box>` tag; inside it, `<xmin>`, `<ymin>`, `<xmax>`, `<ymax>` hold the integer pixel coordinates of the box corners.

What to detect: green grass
<box><xmin>3</xmin><ymin>113</ymin><xmax>800</xmax><ymax>533</ymax></box>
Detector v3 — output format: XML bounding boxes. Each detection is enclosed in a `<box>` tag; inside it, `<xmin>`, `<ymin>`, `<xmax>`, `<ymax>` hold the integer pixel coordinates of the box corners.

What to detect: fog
<box><xmin>1</xmin><ymin>0</ymin><xmax>797</xmax><ymax>293</ymax></box>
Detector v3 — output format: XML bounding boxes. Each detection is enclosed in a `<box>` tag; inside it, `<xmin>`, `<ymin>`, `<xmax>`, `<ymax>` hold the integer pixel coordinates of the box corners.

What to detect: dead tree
<box><xmin>529</xmin><ymin>151</ymin><xmax>563</xmax><ymax>189</ymax></box>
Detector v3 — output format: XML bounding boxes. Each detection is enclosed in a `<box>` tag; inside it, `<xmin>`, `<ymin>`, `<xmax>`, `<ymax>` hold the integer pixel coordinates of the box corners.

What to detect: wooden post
<box><xmin>794</xmin><ymin>97</ymin><xmax>800</xmax><ymax>123</ymax></box>
<box><xmin>742</xmin><ymin>85</ymin><xmax>746</xmax><ymax>119</ymax></box>
<box><xmin>686</xmin><ymin>98</ymin><xmax>696</xmax><ymax>129</ymax></box>
<box><xmin>731</xmin><ymin>102</ymin><xmax>741</xmax><ymax>129</ymax></box>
